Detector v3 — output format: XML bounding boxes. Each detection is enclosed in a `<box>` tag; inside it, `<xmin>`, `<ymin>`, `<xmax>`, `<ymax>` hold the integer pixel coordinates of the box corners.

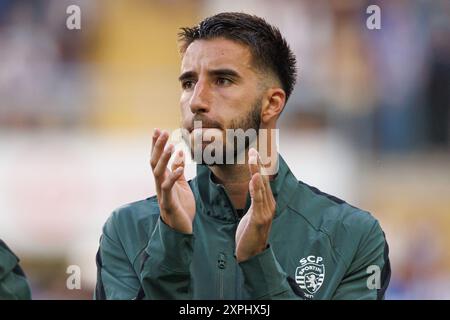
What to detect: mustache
<box><xmin>187</xmin><ymin>115</ymin><xmax>223</xmax><ymax>132</ymax></box>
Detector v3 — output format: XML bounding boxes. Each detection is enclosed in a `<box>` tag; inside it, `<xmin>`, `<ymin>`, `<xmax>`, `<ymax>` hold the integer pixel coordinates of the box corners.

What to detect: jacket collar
<box><xmin>194</xmin><ymin>154</ymin><xmax>298</xmax><ymax>223</ymax></box>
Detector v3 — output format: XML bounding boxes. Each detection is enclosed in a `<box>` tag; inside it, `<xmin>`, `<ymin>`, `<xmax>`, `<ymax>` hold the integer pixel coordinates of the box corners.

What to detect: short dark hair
<box><xmin>178</xmin><ymin>12</ymin><xmax>297</xmax><ymax>102</ymax></box>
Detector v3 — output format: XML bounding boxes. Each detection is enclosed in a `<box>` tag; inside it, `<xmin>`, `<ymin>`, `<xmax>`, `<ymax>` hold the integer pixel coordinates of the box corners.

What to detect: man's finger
<box><xmin>252</xmin><ymin>148</ymin><xmax>274</xmax><ymax>203</ymax></box>
<box><xmin>250</xmin><ymin>149</ymin><xmax>275</xmax><ymax>218</ymax></box>
<box><xmin>170</xmin><ymin>149</ymin><xmax>186</xmax><ymax>183</ymax></box>
<box><xmin>255</xmin><ymin>149</ymin><xmax>271</xmax><ymax>186</ymax></box>
<box><xmin>150</xmin><ymin>131</ymin><xmax>169</xmax><ymax>169</ymax></box>
<box><xmin>250</xmin><ymin>148</ymin><xmax>271</xmax><ymax>196</ymax></box>
<box><xmin>160</xmin><ymin>167</ymin><xmax>184</xmax><ymax>209</ymax></box>
<box><xmin>171</xmin><ymin>149</ymin><xmax>185</xmax><ymax>172</ymax></box>
<box><xmin>248</xmin><ymin>148</ymin><xmax>260</xmax><ymax>178</ymax></box>
<box><xmin>249</xmin><ymin>172</ymin><xmax>264</xmax><ymax>211</ymax></box>
<box><xmin>154</xmin><ymin>143</ymin><xmax>174</xmax><ymax>182</ymax></box>
<box><xmin>151</xmin><ymin>128</ymin><xmax>161</xmax><ymax>154</ymax></box>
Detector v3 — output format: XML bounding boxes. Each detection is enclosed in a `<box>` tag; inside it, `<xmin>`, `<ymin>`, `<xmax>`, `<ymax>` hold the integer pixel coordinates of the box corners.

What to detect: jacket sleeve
<box><xmin>238</xmin><ymin>219</ymin><xmax>390</xmax><ymax>300</ymax></box>
<box><xmin>95</xmin><ymin>212</ymin><xmax>194</xmax><ymax>300</ymax></box>
<box><xmin>332</xmin><ymin>220</ymin><xmax>391</xmax><ymax>300</ymax></box>
<box><xmin>239</xmin><ymin>245</ymin><xmax>306</xmax><ymax>300</ymax></box>
<box><xmin>0</xmin><ymin>240</ymin><xmax>32</xmax><ymax>300</ymax></box>
<box><xmin>139</xmin><ymin>217</ymin><xmax>194</xmax><ymax>299</ymax></box>
<box><xmin>94</xmin><ymin>213</ymin><xmax>142</xmax><ymax>299</ymax></box>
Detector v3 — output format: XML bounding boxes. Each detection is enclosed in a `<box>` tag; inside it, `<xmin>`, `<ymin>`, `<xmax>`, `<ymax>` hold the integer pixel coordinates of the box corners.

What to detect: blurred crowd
<box><xmin>1</xmin><ymin>0</ymin><xmax>448</xmax><ymax>151</ymax></box>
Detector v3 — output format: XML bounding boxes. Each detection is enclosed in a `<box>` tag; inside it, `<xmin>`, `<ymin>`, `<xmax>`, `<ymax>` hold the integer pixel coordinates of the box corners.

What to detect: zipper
<box><xmin>219</xmin><ymin>185</ymin><xmax>240</xmax><ymax>222</ymax></box>
<box><xmin>217</xmin><ymin>252</ymin><xmax>226</xmax><ymax>300</ymax></box>
<box><xmin>217</xmin><ymin>186</ymin><xmax>244</xmax><ymax>298</ymax></box>
<box><xmin>235</xmin><ymin>261</ymin><xmax>241</xmax><ymax>299</ymax></box>
<box><xmin>217</xmin><ymin>185</ymin><xmax>245</xmax><ymax>298</ymax></box>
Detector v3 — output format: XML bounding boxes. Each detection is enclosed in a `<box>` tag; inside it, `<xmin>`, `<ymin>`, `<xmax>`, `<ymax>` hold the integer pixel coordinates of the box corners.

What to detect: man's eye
<box><xmin>216</xmin><ymin>78</ymin><xmax>232</xmax><ymax>86</ymax></box>
<box><xmin>182</xmin><ymin>80</ymin><xmax>195</xmax><ymax>90</ymax></box>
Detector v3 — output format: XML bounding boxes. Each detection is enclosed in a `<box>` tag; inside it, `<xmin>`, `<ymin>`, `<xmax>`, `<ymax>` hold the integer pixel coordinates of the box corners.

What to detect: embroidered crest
<box><xmin>295</xmin><ymin>255</ymin><xmax>325</xmax><ymax>297</ymax></box>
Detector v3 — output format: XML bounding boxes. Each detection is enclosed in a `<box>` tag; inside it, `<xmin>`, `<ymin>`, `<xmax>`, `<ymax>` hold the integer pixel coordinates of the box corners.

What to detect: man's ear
<box><xmin>261</xmin><ymin>88</ymin><xmax>286</xmax><ymax>123</ymax></box>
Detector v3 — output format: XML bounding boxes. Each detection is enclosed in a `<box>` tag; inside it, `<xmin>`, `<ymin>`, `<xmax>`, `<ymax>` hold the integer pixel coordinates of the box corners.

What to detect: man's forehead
<box><xmin>180</xmin><ymin>38</ymin><xmax>253</xmax><ymax>72</ymax></box>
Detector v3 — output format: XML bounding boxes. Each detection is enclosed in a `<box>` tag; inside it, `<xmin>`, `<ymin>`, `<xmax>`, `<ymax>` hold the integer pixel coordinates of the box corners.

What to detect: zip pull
<box><xmin>218</xmin><ymin>253</ymin><xmax>226</xmax><ymax>269</ymax></box>
<box><xmin>217</xmin><ymin>252</ymin><xmax>226</xmax><ymax>300</ymax></box>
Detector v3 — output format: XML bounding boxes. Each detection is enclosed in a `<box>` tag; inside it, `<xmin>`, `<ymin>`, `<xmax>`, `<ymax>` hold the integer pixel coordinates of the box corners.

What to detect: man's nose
<box><xmin>189</xmin><ymin>80</ymin><xmax>211</xmax><ymax>114</ymax></box>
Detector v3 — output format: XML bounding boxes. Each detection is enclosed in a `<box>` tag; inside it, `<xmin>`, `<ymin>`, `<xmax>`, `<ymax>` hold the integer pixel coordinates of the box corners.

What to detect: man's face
<box><xmin>179</xmin><ymin>38</ymin><xmax>264</xmax><ymax>163</ymax></box>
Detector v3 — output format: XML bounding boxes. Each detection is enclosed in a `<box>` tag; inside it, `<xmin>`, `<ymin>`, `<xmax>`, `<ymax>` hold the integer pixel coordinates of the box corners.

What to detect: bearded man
<box><xmin>95</xmin><ymin>12</ymin><xmax>390</xmax><ymax>300</ymax></box>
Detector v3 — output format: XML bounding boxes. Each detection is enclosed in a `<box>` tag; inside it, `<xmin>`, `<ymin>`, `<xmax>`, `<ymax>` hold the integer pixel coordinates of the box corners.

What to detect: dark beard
<box><xmin>183</xmin><ymin>97</ymin><xmax>263</xmax><ymax>165</ymax></box>
<box><xmin>226</xmin><ymin>98</ymin><xmax>262</xmax><ymax>163</ymax></box>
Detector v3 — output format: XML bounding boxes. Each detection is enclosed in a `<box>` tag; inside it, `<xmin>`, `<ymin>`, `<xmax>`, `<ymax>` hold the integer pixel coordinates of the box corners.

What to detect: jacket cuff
<box><xmin>238</xmin><ymin>245</ymin><xmax>290</xmax><ymax>299</ymax></box>
<box><xmin>145</xmin><ymin>217</ymin><xmax>194</xmax><ymax>273</ymax></box>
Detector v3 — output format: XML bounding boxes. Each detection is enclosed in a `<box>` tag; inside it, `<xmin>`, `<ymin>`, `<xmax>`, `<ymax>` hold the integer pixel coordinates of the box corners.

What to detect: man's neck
<box><xmin>207</xmin><ymin>128</ymin><xmax>279</xmax><ymax>210</ymax></box>
<box><xmin>209</xmin><ymin>164</ymin><xmax>251</xmax><ymax>210</ymax></box>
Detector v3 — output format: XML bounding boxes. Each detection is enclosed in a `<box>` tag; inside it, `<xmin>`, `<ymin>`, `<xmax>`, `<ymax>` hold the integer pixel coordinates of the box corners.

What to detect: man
<box><xmin>95</xmin><ymin>12</ymin><xmax>390</xmax><ymax>300</ymax></box>
<box><xmin>0</xmin><ymin>239</ymin><xmax>32</xmax><ymax>299</ymax></box>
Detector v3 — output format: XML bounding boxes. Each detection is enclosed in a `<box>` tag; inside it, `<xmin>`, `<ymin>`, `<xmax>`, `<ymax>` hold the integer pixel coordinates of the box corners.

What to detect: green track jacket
<box><xmin>0</xmin><ymin>239</ymin><xmax>31</xmax><ymax>300</ymax></box>
<box><xmin>95</xmin><ymin>155</ymin><xmax>390</xmax><ymax>300</ymax></box>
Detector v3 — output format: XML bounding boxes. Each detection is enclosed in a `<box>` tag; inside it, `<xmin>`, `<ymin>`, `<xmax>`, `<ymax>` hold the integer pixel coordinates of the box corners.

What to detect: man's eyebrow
<box><xmin>178</xmin><ymin>69</ymin><xmax>242</xmax><ymax>82</ymax></box>
<box><xmin>209</xmin><ymin>68</ymin><xmax>241</xmax><ymax>79</ymax></box>
<box><xmin>178</xmin><ymin>71</ymin><xmax>196</xmax><ymax>82</ymax></box>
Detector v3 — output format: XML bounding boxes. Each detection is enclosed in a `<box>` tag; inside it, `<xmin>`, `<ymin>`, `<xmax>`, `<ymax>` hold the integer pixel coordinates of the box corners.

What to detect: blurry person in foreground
<box><xmin>0</xmin><ymin>239</ymin><xmax>31</xmax><ymax>299</ymax></box>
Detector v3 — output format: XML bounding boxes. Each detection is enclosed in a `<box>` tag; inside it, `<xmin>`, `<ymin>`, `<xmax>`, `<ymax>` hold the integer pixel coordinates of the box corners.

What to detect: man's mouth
<box><xmin>188</xmin><ymin>127</ymin><xmax>221</xmax><ymax>133</ymax></box>
<box><xmin>188</xmin><ymin>116</ymin><xmax>223</xmax><ymax>133</ymax></box>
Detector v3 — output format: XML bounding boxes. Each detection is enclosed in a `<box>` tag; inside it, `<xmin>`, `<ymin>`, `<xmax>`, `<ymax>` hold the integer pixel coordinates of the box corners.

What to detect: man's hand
<box><xmin>235</xmin><ymin>148</ymin><xmax>276</xmax><ymax>262</ymax></box>
<box><xmin>151</xmin><ymin>129</ymin><xmax>196</xmax><ymax>234</ymax></box>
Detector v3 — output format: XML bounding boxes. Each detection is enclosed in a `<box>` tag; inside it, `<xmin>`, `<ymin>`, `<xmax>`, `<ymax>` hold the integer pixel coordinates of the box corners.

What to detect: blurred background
<box><xmin>0</xmin><ymin>0</ymin><xmax>449</xmax><ymax>299</ymax></box>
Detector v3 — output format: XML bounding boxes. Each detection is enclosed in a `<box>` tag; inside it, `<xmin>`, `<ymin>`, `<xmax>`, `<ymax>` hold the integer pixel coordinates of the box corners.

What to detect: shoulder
<box><xmin>101</xmin><ymin>197</ymin><xmax>160</xmax><ymax>262</ymax></box>
<box><xmin>0</xmin><ymin>240</ymin><xmax>32</xmax><ymax>300</ymax></box>
<box><xmin>106</xmin><ymin>197</ymin><xmax>160</xmax><ymax>231</ymax></box>
<box><xmin>288</xmin><ymin>181</ymin><xmax>386</xmax><ymax>263</ymax></box>
<box><xmin>290</xmin><ymin>180</ymin><xmax>380</xmax><ymax>232</ymax></box>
